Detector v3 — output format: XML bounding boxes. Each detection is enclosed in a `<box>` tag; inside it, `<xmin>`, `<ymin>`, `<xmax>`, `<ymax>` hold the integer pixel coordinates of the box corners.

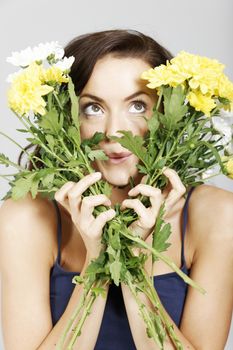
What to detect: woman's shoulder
<box><xmin>188</xmin><ymin>183</ymin><xmax>233</xmax><ymax>245</ymax></box>
<box><xmin>0</xmin><ymin>193</ymin><xmax>58</xmax><ymax>269</ymax></box>
<box><xmin>189</xmin><ymin>183</ymin><xmax>233</xmax><ymax>216</ymax></box>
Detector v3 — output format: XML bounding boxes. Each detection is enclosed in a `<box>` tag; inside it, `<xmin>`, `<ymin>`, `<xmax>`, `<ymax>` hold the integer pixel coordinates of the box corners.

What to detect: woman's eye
<box><xmin>80</xmin><ymin>100</ymin><xmax>147</xmax><ymax>117</ymax></box>
<box><xmin>81</xmin><ymin>103</ymin><xmax>103</xmax><ymax>116</ymax></box>
<box><xmin>129</xmin><ymin>101</ymin><xmax>147</xmax><ymax>114</ymax></box>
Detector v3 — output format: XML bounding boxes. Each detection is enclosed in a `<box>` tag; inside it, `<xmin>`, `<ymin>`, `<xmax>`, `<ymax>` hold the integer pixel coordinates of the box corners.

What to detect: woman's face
<box><xmin>79</xmin><ymin>54</ymin><xmax>157</xmax><ymax>187</ymax></box>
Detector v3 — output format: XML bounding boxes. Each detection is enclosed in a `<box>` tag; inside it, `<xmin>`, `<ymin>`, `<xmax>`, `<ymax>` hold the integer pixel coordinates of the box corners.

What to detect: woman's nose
<box><xmin>105</xmin><ymin>115</ymin><xmax>127</xmax><ymax>139</ymax></box>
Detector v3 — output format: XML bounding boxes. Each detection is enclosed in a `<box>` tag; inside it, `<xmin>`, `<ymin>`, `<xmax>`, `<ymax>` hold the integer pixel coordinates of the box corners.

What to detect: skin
<box><xmin>0</xmin><ymin>54</ymin><xmax>233</xmax><ymax>350</ymax></box>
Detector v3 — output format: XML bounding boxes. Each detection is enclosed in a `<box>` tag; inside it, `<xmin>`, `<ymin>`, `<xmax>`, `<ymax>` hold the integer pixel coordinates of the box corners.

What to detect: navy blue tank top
<box><xmin>50</xmin><ymin>187</ymin><xmax>194</xmax><ymax>349</ymax></box>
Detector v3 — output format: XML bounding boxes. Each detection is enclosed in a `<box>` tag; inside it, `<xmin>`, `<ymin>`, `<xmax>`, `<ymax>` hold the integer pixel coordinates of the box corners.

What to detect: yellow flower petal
<box><xmin>7</xmin><ymin>62</ymin><xmax>53</xmax><ymax>116</ymax></box>
<box><xmin>187</xmin><ymin>91</ymin><xmax>216</xmax><ymax>116</ymax></box>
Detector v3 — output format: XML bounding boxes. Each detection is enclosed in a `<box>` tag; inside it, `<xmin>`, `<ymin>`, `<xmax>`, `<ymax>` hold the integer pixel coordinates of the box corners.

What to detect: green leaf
<box><xmin>16</xmin><ymin>128</ymin><xmax>28</xmax><ymax>133</ymax></box>
<box><xmin>151</xmin><ymin>159</ymin><xmax>167</xmax><ymax>170</ymax></box>
<box><xmin>110</xmin><ymin>230</ymin><xmax>121</xmax><ymax>250</ymax></box>
<box><xmin>147</xmin><ymin>110</ymin><xmax>160</xmax><ymax>134</ymax></box>
<box><xmin>72</xmin><ymin>275</ymin><xmax>84</xmax><ymax>284</ymax></box>
<box><xmin>41</xmin><ymin>173</ymin><xmax>55</xmax><ymax>188</ymax></box>
<box><xmin>152</xmin><ymin>202</ymin><xmax>172</xmax><ymax>263</ymax></box>
<box><xmin>102</xmin><ymin>180</ymin><xmax>112</xmax><ymax>198</ymax></box>
<box><xmin>38</xmin><ymin>108</ymin><xmax>61</xmax><ymax>134</ymax></box>
<box><xmin>11</xmin><ymin>175</ymin><xmax>34</xmax><ymax>200</ymax></box>
<box><xmin>109</xmin><ymin>260</ymin><xmax>122</xmax><ymax>286</ymax></box>
<box><xmin>67</xmin><ymin>126</ymin><xmax>81</xmax><ymax>149</ymax></box>
<box><xmin>45</xmin><ymin>134</ymin><xmax>55</xmax><ymax>150</ymax></box>
<box><xmin>87</xmin><ymin>149</ymin><xmax>109</xmax><ymax>161</ymax></box>
<box><xmin>33</xmin><ymin>167</ymin><xmax>55</xmax><ymax>181</ymax></box>
<box><xmin>68</xmin><ymin>78</ymin><xmax>81</xmax><ymax>136</ymax></box>
<box><xmin>162</xmin><ymin>86</ymin><xmax>188</xmax><ymax>130</ymax></box>
<box><xmin>109</xmin><ymin>131</ymin><xmax>149</xmax><ymax>168</ymax></box>
<box><xmin>81</xmin><ymin>132</ymin><xmax>106</xmax><ymax>147</ymax></box>
<box><xmin>30</xmin><ymin>177</ymin><xmax>40</xmax><ymax>199</ymax></box>
<box><xmin>0</xmin><ymin>153</ymin><xmax>11</xmax><ymax>167</ymax></box>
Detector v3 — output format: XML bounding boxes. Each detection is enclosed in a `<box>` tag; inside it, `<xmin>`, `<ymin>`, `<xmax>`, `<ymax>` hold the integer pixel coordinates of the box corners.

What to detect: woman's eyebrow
<box><xmin>79</xmin><ymin>90</ymin><xmax>150</xmax><ymax>102</ymax></box>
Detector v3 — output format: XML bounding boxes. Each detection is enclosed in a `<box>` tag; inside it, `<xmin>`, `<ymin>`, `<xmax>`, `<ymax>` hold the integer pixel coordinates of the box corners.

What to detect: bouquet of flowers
<box><xmin>1</xmin><ymin>42</ymin><xmax>233</xmax><ymax>349</ymax></box>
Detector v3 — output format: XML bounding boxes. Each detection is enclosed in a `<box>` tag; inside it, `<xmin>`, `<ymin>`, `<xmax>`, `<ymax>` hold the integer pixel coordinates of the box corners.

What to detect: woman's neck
<box><xmin>109</xmin><ymin>172</ymin><xmax>144</xmax><ymax>206</ymax></box>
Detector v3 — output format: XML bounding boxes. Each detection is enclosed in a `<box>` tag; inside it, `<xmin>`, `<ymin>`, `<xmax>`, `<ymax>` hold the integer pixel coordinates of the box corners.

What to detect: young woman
<box><xmin>0</xmin><ymin>29</ymin><xmax>233</xmax><ymax>350</ymax></box>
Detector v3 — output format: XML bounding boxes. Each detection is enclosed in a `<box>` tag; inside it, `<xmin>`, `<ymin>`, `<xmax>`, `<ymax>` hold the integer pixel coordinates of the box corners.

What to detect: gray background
<box><xmin>0</xmin><ymin>0</ymin><xmax>232</xmax><ymax>348</ymax></box>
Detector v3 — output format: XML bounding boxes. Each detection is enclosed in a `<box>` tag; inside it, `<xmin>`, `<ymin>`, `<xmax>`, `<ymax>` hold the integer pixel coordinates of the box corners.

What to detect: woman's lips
<box><xmin>105</xmin><ymin>152</ymin><xmax>132</xmax><ymax>164</ymax></box>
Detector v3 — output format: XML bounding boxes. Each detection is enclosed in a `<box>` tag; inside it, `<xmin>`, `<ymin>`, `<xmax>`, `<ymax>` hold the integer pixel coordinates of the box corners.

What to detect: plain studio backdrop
<box><xmin>0</xmin><ymin>0</ymin><xmax>232</xmax><ymax>349</ymax></box>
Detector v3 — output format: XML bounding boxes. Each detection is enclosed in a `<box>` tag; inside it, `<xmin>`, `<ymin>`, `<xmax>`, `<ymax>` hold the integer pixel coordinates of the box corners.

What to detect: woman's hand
<box><xmin>120</xmin><ymin>168</ymin><xmax>186</xmax><ymax>241</ymax></box>
<box><xmin>54</xmin><ymin>172</ymin><xmax>116</xmax><ymax>261</ymax></box>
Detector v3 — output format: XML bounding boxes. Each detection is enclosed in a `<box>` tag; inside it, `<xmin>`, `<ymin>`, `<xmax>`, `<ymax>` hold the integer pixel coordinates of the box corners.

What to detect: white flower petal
<box><xmin>6</xmin><ymin>41</ymin><xmax>65</xmax><ymax>67</ymax></box>
<box><xmin>201</xmin><ymin>168</ymin><xmax>215</xmax><ymax>179</ymax></box>
<box><xmin>6</xmin><ymin>47</ymin><xmax>35</xmax><ymax>67</ymax></box>
<box><xmin>54</xmin><ymin>56</ymin><xmax>75</xmax><ymax>71</ymax></box>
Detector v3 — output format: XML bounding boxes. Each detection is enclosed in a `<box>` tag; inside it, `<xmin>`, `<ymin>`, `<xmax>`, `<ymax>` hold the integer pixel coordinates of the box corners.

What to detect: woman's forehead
<box><xmin>81</xmin><ymin>55</ymin><xmax>153</xmax><ymax>99</ymax></box>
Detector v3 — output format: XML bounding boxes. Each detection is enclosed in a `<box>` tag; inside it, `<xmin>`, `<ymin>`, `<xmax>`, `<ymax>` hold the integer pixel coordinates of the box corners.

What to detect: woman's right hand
<box><xmin>54</xmin><ymin>172</ymin><xmax>116</xmax><ymax>261</ymax></box>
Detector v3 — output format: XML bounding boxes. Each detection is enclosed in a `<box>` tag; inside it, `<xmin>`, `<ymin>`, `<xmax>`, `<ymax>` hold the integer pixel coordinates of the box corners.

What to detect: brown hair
<box><xmin>18</xmin><ymin>28</ymin><xmax>173</xmax><ymax>169</ymax></box>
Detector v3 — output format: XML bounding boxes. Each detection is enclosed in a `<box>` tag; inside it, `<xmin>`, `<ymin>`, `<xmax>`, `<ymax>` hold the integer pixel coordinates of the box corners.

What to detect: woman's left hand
<box><xmin>120</xmin><ymin>167</ymin><xmax>186</xmax><ymax>241</ymax></box>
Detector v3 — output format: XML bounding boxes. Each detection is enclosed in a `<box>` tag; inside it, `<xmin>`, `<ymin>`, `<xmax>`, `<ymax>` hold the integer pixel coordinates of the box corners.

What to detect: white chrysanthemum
<box><xmin>201</xmin><ymin>168</ymin><xmax>216</xmax><ymax>180</ymax></box>
<box><xmin>6</xmin><ymin>41</ymin><xmax>64</xmax><ymax>67</ymax></box>
<box><xmin>6</xmin><ymin>46</ymin><xmax>35</xmax><ymax>67</ymax></box>
<box><xmin>212</xmin><ymin>116</ymin><xmax>232</xmax><ymax>146</ymax></box>
<box><xmin>54</xmin><ymin>56</ymin><xmax>75</xmax><ymax>71</ymax></box>
<box><xmin>226</xmin><ymin>140</ymin><xmax>233</xmax><ymax>155</ymax></box>
<box><xmin>33</xmin><ymin>41</ymin><xmax>64</xmax><ymax>61</ymax></box>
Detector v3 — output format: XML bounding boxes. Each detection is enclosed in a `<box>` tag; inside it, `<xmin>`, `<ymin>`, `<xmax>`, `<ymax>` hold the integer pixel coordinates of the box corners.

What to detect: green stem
<box><xmin>126</xmin><ymin>273</ymin><xmax>164</xmax><ymax>349</ymax></box>
<box><xmin>156</xmin><ymin>87</ymin><xmax>163</xmax><ymax>111</ymax></box>
<box><xmin>120</xmin><ymin>225</ymin><xmax>205</xmax><ymax>294</ymax></box>
<box><xmin>58</xmin><ymin>135</ymin><xmax>73</xmax><ymax>159</ymax></box>
<box><xmin>0</xmin><ymin>158</ymin><xmax>25</xmax><ymax>171</ymax></box>
<box><xmin>141</xmin><ymin>269</ymin><xmax>183</xmax><ymax>349</ymax></box>
<box><xmin>56</xmin><ymin>279</ymin><xmax>93</xmax><ymax>349</ymax></box>
<box><xmin>0</xmin><ymin>131</ymin><xmax>37</xmax><ymax>169</ymax></box>
<box><xmin>67</xmin><ymin>293</ymin><xmax>96</xmax><ymax>349</ymax></box>
<box><xmin>53</xmin><ymin>91</ymin><xmax>64</xmax><ymax>110</ymax></box>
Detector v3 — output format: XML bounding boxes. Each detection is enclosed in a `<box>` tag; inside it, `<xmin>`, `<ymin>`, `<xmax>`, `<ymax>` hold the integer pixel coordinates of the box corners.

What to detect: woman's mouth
<box><xmin>105</xmin><ymin>152</ymin><xmax>132</xmax><ymax>164</ymax></box>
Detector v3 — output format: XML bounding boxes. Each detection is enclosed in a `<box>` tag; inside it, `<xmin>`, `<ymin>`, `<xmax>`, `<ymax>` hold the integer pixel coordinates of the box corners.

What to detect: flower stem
<box><xmin>120</xmin><ymin>226</ymin><xmax>205</xmax><ymax>294</ymax></box>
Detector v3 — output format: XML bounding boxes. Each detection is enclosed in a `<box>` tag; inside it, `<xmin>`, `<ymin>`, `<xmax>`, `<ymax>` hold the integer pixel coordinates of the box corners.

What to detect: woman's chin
<box><xmin>92</xmin><ymin>157</ymin><xmax>141</xmax><ymax>187</ymax></box>
<box><xmin>101</xmin><ymin>171</ymin><xmax>132</xmax><ymax>187</ymax></box>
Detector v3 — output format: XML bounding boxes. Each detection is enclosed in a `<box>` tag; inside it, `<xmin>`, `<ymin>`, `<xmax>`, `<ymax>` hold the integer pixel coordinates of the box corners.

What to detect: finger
<box><xmin>128</xmin><ymin>184</ymin><xmax>160</xmax><ymax>197</ymax></box>
<box><xmin>140</xmin><ymin>175</ymin><xmax>149</xmax><ymax>184</ymax></box>
<box><xmin>80</xmin><ymin>194</ymin><xmax>111</xmax><ymax>221</ymax></box>
<box><xmin>93</xmin><ymin>209</ymin><xmax>116</xmax><ymax>237</ymax></box>
<box><xmin>54</xmin><ymin>182</ymin><xmax>75</xmax><ymax>202</ymax></box>
<box><xmin>162</xmin><ymin>168</ymin><xmax>186</xmax><ymax>211</ymax></box>
<box><xmin>128</xmin><ymin>184</ymin><xmax>162</xmax><ymax>209</ymax></box>
<box><xmin>68</xmin><ymin>172</ymin><xmax>102</xmax><ymax>201</ymax></box>
<box><xmin>121</xmin><ymin>198</ymin><xmax>146</xmax><ymax>214</ymax></box>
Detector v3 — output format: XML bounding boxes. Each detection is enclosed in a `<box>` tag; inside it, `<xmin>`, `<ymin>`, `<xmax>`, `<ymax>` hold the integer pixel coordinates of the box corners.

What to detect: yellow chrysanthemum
<box><xmin>141</xmin><ymin>65</ymin><xmax>169</xmax><ymax>88</ymax></box>
<box><xmin>141</xmin><ymin>51</ymin><xmax>233</xmax><ymax>104</ymax></box>
<box><xmin>218</xmin><ymin>74</ymin><xmax>233</xmax><ymax>103</ymax></box>
<box><xmin>223</xmin><ymin>157</ymin><xmax>233</xmax><ymax>179</ymax></box>
<box><xmin>171</xmin><ymin>51</ymin><xmax>225</xmax><ymax>78</ymax></box>
<box><xmin>7</xmin><ymin>62</ymin><xmax>53</xmax><ymax>116</ymax></box>
<box><xmin>141</xmin><ymin>62</ymin><xmax>189</xmax><ymax>88</ymax></box>
<box><xmin>187</xmin><ymin>91</ymin><xmax>216</xmax><ymax>116</ymax></box>
<box><xmin>42</xmin><ymin>66</ymin><xmax>69</xmax><ymax>84</ymax></box>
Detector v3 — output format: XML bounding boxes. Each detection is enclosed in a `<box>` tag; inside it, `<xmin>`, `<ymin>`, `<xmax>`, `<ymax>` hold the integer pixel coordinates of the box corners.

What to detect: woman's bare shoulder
<box><xmin>188</xmin><ymin>183</ymin><xmax>233</xmax><ymax>243</ymax></box>
<box><xmin>189</xmin><ymin>183</ymin><xmax>233</xmax><ymax>215</ymax></box>
<box><xmin>0</xmin><ymin>193</ymin><xmax>58</xmax><ymax>269</ymax></box>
